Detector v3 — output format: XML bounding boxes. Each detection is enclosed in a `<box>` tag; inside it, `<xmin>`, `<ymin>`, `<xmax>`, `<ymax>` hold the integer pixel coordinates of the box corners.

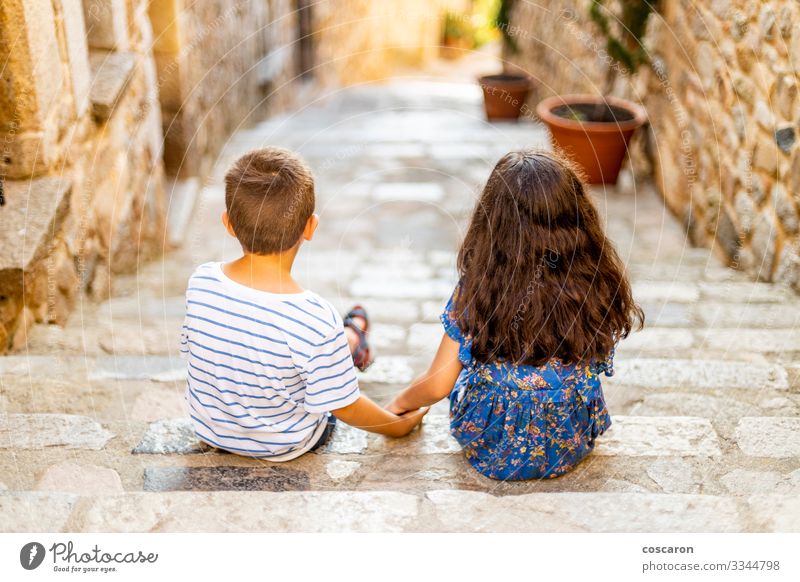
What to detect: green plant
<box><xmin>472</xmin><ymin>0</ymin><xmax>502</xmax><ymax>47</ymax></box>
<box><xmin>443</xmin><ymin>11</ymin><xmax>472</xmax><ymax>43</ymax></box>
<box><xmin>496</xmin><ymin>0</ymin><xmax>518</xmax><ymax>54</ymax></box>
<box><xmin>589</xmin><ymin>0</ymin><xmax>661</xmax><ymax>92</ymax></box>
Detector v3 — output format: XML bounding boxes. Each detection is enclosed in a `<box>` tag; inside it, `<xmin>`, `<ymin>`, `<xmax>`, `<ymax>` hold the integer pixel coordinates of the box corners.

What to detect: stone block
<box><xmin>775</xmin><ymin>126</ymin><xmax>796</xmax><ymax>154</ymax></box>
<box><xmin>372</xmin><ymin>183</ymin><xmax>445</xmax><ymax>202</ymax></box>
<box><xmin>700</xmin><ymin>329</ymin><xmax>800</xmax><ymax>353</ymax></box>
<box><xmin>357</xmin><ymin>356</ymin><xmax>414</xmax><ymax>385</ymax></box>
<box><xmin>611</xmin><ymin>358</ymin><xmax>788</xmax><ymax>391</ymax></box>
<box><xmin>83</xmin><ymin>0</ymin><xmax>128</xmax><ymax>50</ymax></box>
<box><xmin>425</xmin><ymin>491</ymin><xmax>745</xmax><ymax>532</ymax></box>
<box><xmin>69</xmin><ymin>491</ymin><xmax>421</xmax><ymax>532</ymax></box>
<box><xmin>638</xmin><ymin>302</ymin><xmax>692</xmax><ymax>327</ymax></box>
<box><xmin>735</xmin><ymin>417</ymin><xmax>800</xmax><ymax>457</ymax></box>
<box><xmin>0</xmin><ymin>414</ymin><xmax>113</xmax><ymax>450</ymax></box>
<box><xmin>89</xmin><ymin>355</ymin><xmax>185</xmax><ymax>381</ymax></box>
<box><xmin>753</xmin><ymin>133</ymin><xmax>779</xmax><ymax>175</ymax></box>
<box><xmin>0</xmin><ymin>492</ymin><xmax>77</xmax><ymax>533</ymax></box>
<box><xmin>35</xmin><ymin>462</ymin><xmax>123</xmax><ymax>494</ymax></box>
<box><xmin>132</xmin><ymin>418</ymin><xmax>204</xmax><ymax>454</ymax></box>
<box><xmin>616</xmin><ymin>329</ymin><xmax>694</xmax><ymax>353</ymax></box>
<box><xmin>715</xmin><ymin>206</ymin><xmax>743</xmax><ymax>260</ymax></box>
<box><xmin>323</xmin><ymin>423</ymin><xmax>368</xmax><ymax>455</ymax></box>
<box><xmin>143</xmin><ymin>466</ymin><xmax>310</xmax><ymax>492</ymax></box>
<box><xmin>594</xmin><ymin>416</ymin><xmax>722</xmax><ymax>456</ymax></box>
<box><xmin>772</xmin><ymin>183</ymin><xmax>799</xmax><ymax>234</ymax></box>
<box><xmin>720</xmin><ymin>469</ymin><xmax>787</xmax><ymax>495</ymax></box>
<box><xmin>131</xmin><ymin>385</ymin><xmax>187</xmax><ymax>422</ymax></box>
<box><xmin>632</xmin><ymin>281</ymin><xmax>700</xmax><ymax>303</ymax></box>
<box><xmin>325</xmin><ymin>459</ymin><xmax>361</xmax><ymax>480</ymax></box>
<box><xmin>697</xmin><ymin>302</ymin><xmax>800</xmax><ymax>329</ymax></box>
<box><xmin>0</xmin><ymin>0</ymin><xmax>63</xmax><ymax>131</ymax></box>
<box><xmin>698</xmin><ymin>281</ymin><xmax>793</xmax><ymax>302</ymax></box>
<box><xmin>747</xmin><ymin>495</ymin><xmax>800</xmax><ymax>532</ymax></box>
<box><xmin>645</xmin><ymin>458</ymin><xmax>700</xmax><ymax>493</ymax></box>
<box><xmin>59</xmin><ymin>0</ymin><xmax>92</xmax><ymax>116</ymax></box>
<box><xmin>88</xmin><ymin>51</ymin><xmax>135</xmax><ymax>122</ymax></box>
<box><xmin>775</xmin><ymin>243</ymin><xmax>800</xmax><ymax>291</ymax></box>
<box><xmin>147</xmin><ymin>0</ymin><xmax>182</xmax><ymax>54</ymax></box>
<box><xmin>152</xmin><ymin>51</ymin><xmax>186</xmax><ymax>112</ymax></box>
<box><xmin>349</xmin><ymin>278</ymin><xmax>453</xmax><ymax>300</ymax></box>
<box><xmin>0</xmin><ymin>129</ymin><xmax>59</xmax><ymax>179</ymax></box>
<box><xmin>734</xmin><ymin>190</ymin><xmax>755</xmax><ymax>233</ymax></box>
<box><xmin>731</xmin><ymin>71</ymin><xmax>755</xmax><ymax>104</ymax></box>
<box><xmin>0</xmin><ymin>176</ymin><xmax>72</xmax><ymax>273</ymax></box>
<box><xmin>750</xmin><ymin>209</ymin><xmax>778</xmax><ymax>280</ymax></box>
<box><xmin>161</xmin><ymin>110</ymin><xmax>200</xmax><ymax>177</ymax></box>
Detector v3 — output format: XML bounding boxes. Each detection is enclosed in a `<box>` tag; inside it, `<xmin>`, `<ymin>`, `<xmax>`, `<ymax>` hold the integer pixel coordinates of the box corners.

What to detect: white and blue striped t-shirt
<box><xmin>179</xmin><ymin>261</ymin><xmax>360</xmax><ymax>461</ymax></box>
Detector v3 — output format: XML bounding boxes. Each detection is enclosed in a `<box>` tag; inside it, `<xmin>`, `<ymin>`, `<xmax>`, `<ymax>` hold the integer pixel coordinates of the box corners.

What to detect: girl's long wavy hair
<box><xmin>454</xmin><ymin>149</ymin><xmax>644</xmax><ymax>367</ymax></box>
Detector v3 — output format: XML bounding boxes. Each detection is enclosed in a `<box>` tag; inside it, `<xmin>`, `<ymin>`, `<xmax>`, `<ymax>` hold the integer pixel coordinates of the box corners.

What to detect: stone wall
<box><xmin>506</xmin><ymin>0</ymin><xmax>800</xmax><ymax>292</ymax></box>
<box><xmin>0</xmin><ymin>0</ymin><xmax>298</xmax><ymax>352</ymax></box>
<box><xmin>149</xmin><ymin>0</ymin><xmax>297</xmax><ymax>178</ymax></box>
<box><xmin>0</xmin><ymin>0</ymin><xmax>167</xmax><ymax>351</ymax></box>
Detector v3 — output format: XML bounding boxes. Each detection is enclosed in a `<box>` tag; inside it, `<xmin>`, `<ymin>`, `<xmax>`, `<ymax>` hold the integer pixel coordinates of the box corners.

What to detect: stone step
<box><xmin>627</xmin><ymin>262</ymin><xmax>748</xmax><ymax>283</ymax></box>
<box><xmin>697</xmin><ymin>329</ymin><xmax>800</xmax><ymax>353</ymax></box>
<box><xmin>2</xmin><ymin>389</ymin><xmax>795</xmax><ymax>475</ymax></box>
<box><xmin>128</xmin><ymin>414</ymin><xmax>726</xmax><ymax>459</ymax></box>
<box><xmin>403</xmin><ymin>321</ymin><xmax>799</xmax><ymax>358</ymax></box>
<box><xmin>16</xmin><ymin>320</ymin><xmax>183</xmax><ymax>356</ymax></box>
<box><xmin>5</xmin><ymin>436</ymin><xmax>799</xmax><ymax>497</ymax></box>
<box><xmin>608</xmin><ymin>358</ymin><xmax>789</xmax><ymax>391</ymax></box>
<box><xmin>2</xmin><ymin>489</ymin><xmax>797</xmax><ymax>532</ymax></box>
<box><xmin>609</xmin><ymin>394</ymin><xmax>797</xmax><ymax>437</ymax></box>
<box><xmin>2</xmin><ymin>352</ymin><xmax>792</xmax><ymax>395</ymax></box>
<box><xmin>633</xmin><ymin>281</ymin><xmax>797</xmax><ymax>304</ymax></box>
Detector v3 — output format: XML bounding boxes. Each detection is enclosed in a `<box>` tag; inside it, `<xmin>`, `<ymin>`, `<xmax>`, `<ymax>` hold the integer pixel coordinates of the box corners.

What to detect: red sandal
<box><xmin>343</xmin><ymin>305</ymin><xmax>373</xmax><ymax>372</ymax></box>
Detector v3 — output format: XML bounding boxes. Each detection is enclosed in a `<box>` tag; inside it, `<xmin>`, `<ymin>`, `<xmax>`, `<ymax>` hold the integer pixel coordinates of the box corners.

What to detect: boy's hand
<box><xmin>388</xmin><ymin>407</ymin><xmax>429</xmax><ymax>437</ymax></box>
<box><xmin>332</xmin><ymin>395</ymin><xmax>427</xmax><ymax>438</ymax></box>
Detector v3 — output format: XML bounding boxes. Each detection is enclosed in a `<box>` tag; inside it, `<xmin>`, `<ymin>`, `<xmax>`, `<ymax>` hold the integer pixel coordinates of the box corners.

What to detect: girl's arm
<box><xmin>386</xmin><ymin>333</ymin><xmax>463</xmax><ymax>414</ymax></box>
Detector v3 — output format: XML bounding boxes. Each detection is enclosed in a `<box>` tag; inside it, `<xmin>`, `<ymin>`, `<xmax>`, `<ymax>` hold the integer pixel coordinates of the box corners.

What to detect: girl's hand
<box><xmin>388</xmin><ymin>407</ymin><xmax>429</xmax><ymax>437</ymax></box>
<box><xmin>385</xmin><ymin>398</ymin><xmax>408</xmax><ymax>415</ymax></box>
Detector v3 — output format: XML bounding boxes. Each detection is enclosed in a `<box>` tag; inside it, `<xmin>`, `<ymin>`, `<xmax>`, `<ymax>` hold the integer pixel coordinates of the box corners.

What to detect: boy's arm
<box><xmin>332</xmin><ymin>395</ymin><xmax>427</xmax><ymax>437</ymax></box>
<box><xmin>386</xmin><ymin>333</ymin><xmax>463</xmax><ymax>414</ymax></box>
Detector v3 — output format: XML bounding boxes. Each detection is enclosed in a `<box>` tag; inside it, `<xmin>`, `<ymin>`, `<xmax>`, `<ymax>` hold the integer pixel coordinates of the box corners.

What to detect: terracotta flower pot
<box><xmin>478</xmin><ymin>74</ymin><xmax>532</xmax><ymax>121</ymax></box>
<box><xmin>536</xmin><ymin>94</ymin><xmax>647</xmax><ymax>185</ymax></box>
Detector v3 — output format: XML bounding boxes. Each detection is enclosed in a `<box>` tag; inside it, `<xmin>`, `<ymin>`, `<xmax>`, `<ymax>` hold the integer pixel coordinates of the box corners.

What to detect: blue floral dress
<box><xmin>441</xmin><ymin>289</ymin><xmax>614</xmax><ymax>481</ymax></box>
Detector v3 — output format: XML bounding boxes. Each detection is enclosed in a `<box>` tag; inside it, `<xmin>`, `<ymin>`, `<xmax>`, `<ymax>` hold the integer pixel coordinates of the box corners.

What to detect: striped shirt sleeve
<box><xmin>302</xmin><ymin>327</ymin><xmax>360</xmax><ymax>413</ymax></box>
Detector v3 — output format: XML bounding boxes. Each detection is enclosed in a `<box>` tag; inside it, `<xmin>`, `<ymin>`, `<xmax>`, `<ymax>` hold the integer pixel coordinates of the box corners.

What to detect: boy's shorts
<box><xmin>309</xmin><ymin>414</ymin><xmax>337</xmax><ymax>452</ymax></box>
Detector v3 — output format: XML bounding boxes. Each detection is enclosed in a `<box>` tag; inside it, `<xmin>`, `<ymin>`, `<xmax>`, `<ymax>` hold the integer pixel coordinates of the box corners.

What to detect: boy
<box><xmin>179</xmin><ymin>147</ymin><xmax>427</xmax><ymax>460</ymax></box>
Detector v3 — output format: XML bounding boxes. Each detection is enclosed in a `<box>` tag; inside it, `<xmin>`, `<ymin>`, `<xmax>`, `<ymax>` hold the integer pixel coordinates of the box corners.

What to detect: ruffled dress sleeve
<box><xmin>440</xmin><ymin>286</ymin><xmax>474</xmax><ymax>366</ymax></box>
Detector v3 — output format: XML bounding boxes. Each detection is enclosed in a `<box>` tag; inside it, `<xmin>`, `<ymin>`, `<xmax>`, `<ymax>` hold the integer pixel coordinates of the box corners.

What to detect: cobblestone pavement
<box><xmin>2</xmin><ymin>81</ymin><xmax>799</xmax><ymax>532</ymax></box>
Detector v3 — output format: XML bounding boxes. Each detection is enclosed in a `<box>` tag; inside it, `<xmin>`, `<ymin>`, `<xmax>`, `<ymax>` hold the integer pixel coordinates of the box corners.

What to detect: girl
<box><xmin>387</xmin><ymin>149</ymin><xmax>643</xmax><ymax>480</ymax></box>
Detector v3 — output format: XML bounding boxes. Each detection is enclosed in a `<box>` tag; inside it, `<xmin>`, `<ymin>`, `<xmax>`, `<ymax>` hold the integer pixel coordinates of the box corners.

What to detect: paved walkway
<box><xmin>2</xmin><ymin>81</ymin><xmax>799</xmax><ymax>532</ymax></box>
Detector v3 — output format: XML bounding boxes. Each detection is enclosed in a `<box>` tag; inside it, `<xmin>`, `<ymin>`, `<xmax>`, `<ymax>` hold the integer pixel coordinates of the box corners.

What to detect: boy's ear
<box><xmin>222</xmin><ymin>212</ymin><xmax>237</xmax><ymax>237</ymax></box>
<box><xmin>303</xmin><ymin>213</ymin><xmax>319</xmax><ymax>241</ymax></box>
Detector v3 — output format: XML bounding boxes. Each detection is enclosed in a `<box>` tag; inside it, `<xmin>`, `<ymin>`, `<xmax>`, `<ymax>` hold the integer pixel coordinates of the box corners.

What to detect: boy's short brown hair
<box><xmin>224</xmin><ymin>147</ymin><xmax>315</xmax><ymax>254</ymax></box>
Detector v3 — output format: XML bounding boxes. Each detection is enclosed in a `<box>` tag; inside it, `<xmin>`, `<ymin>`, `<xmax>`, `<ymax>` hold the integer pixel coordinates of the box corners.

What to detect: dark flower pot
<box><xmin>536</xmin><ymin>94</ymin><xmax>647</xmax><ymax>184</ymax></box>
<box><xmin>478</xmin><ymin>74</ymin><xmax>532</xmax><ymax>121</ymax></box>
